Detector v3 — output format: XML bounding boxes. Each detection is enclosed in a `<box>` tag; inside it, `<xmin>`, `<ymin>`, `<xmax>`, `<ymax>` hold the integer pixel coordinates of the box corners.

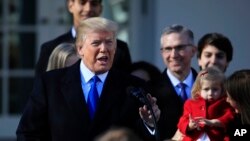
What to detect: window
<box><xmin>0</xmin><ymin>0</ymin><xmax>36</xmax><ymax>116</ymax></box>
<box><xmin>0</xmin><ymin>0</ymin><xmax>36</xmax><ymax>139</ymax></box>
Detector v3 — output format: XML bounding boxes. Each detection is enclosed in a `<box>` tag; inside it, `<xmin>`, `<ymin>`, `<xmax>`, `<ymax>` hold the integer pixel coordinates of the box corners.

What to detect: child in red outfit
<box><xmin>177</xmin><ymin>67</ymin><xmax>234</xmax><ymax>141</ymax></box>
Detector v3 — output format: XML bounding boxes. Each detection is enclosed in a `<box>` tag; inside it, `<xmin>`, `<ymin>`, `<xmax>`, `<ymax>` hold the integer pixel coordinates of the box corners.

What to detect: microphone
<box><xmin>127</xmin><ymin>86</ymin><xmax>160</xmax><ymax>141</ymax></box>
<box><xmin>127</xmin><ymin>86</ymin><xmax>148</xmax><ymax>105</ymax></box>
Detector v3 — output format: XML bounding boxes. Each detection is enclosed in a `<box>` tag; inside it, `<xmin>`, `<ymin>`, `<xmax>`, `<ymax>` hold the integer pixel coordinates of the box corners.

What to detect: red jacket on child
<box><xmin>178</xmin><ymin>96</ymin><xmax>234</xmax><ymax>141</ymax></box>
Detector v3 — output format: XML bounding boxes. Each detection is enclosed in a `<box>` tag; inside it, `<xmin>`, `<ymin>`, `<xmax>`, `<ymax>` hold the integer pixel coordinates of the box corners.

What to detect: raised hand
<box><xmin>139</xmin><ymin>94</ymin><xmax>160</xmax><ymax>127</ymax></box>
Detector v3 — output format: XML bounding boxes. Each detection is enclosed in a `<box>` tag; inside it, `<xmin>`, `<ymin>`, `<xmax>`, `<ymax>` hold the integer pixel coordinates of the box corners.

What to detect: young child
<box><xmin>177</xmin><ymin>67</ymin><xmax>234</xmax><ymax>141</ymax></box>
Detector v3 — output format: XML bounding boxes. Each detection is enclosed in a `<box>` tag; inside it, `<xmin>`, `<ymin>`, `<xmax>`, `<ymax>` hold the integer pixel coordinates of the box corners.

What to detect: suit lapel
<box><xmin>161</xmin><ymin>68</ymin><xmax>197</xmax><ymax>99</ymax></box>
<box><xmin>61</xmin><ymin>30</ymin><xmax>75</xmax><ymax>43</ymax></box>
<box><xmin>60</xmin><ymin>63</ymin><xmax>121</xmax><ymax>131</ymax></box>
<box><xmin>161</xmin><ymin>69</ymin><xmax>179</xmax><ymax>99</ymax></box>
<box><xmin>191</xmin><ymin>67</ymin><xmax>198</xmax><ymax>80</ymax></box>
<box><xmin>60</xmin><ymin>61</ymin><xmax>90</xmax><ymax>122</ymax></box>
<box><xmin>90</xmin><ymin>71</ymin><xmax>120</xmax><ymax>127</ymax></box>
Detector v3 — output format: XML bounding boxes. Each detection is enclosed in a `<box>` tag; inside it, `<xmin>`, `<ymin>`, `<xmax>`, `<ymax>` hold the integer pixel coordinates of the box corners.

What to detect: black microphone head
<box><xmin>127</xmin><ymin>86</ymin><xmax>147</xmax><ymax>104</ymax></box>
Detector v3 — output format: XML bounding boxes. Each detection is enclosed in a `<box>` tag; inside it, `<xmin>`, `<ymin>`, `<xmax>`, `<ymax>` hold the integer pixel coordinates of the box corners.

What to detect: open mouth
<box><xmin>97</xmin><ymin>56</ymin><xmax>108</xmax><ymax>64</ymax></box>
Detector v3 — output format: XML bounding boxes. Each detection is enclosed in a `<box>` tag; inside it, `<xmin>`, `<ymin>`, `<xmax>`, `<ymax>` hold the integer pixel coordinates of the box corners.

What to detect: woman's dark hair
<box><xmin>225</xmin><ymin>69</ymin><xmax>250</xmax><ymax>124</ymax></box>
<box><xmin>129</xmin><ymin>61</ymin><xmax>162</xmax><ymax>81</ymax></box>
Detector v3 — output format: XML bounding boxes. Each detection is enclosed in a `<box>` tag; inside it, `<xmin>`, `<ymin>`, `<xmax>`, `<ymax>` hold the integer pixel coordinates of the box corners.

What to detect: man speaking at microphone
<box><xmin>16</xmin><ymin>17</ymin><xmax>160</xmax><ymax>141</ymax></box>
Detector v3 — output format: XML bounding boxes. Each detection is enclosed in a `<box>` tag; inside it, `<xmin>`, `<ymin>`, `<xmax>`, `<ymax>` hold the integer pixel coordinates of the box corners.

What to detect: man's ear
<box><xmin>77</xmin><ymin>44</ymin><xmax>84</xmax><ymax>56</ymax></box>
<box><xmin>67</xmin><ymin>0</ymin><xmax>74</xmax><ymax>13</ymax></box>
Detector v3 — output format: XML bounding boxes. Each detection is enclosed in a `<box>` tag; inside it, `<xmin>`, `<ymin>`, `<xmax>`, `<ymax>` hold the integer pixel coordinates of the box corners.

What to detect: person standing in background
<box><xmin>46</xmin><ymin>43</ymin><xmax>79</xmax><ymax>71</ymax></box>
<box><xmin>147</xmin><ymin>24</ymin><xmax>197</xmax><ymax>140</ymax></box>
<box><xmin>129</xmin><ymin>61</ymin><xmax>162</xmax><ymax>82</ymax></box>
<box><xmin>197</xmin><ymin>32</ymin><xmax>233</xmax><ymax>72</ymax></box>
<box><xmin>35</xmin><ymin>0</ymin><xmax>132</xmax><ymax>77</ymax></box>
<box><xmin>225</xmin><ymin>69</ymin><xmax>250</xmax><ymax>140</ymax></box>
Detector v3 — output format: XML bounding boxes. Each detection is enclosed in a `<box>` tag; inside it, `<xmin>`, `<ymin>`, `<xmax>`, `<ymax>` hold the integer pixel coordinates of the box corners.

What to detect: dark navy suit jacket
<box><xmin>17</xmin><ymin>60</ymin><xmax>155</xmax><ymax>141</ymax></box>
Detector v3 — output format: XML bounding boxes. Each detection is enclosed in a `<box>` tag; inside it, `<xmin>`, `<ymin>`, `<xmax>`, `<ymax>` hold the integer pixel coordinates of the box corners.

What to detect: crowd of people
<box><xmin>16</xmin><ymin>0</ymin><xmax>249</xmax><ymax>141</ymax></box>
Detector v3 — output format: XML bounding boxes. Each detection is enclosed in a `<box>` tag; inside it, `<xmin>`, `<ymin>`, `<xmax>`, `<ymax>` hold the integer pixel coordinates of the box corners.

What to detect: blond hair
<box><xmin>191</xmin><ymin>66</ymin><xmax>225</xmax><ymax>99</ymax></box>
<box><xmin>46</xmin><ymin>43</ymin><xmax>77</xmax><ymax>71</ymax></box>
<box><xmin>75</xmin><ymin>17</ymin><xmax>118</xmax><ymax>49</ymax></box>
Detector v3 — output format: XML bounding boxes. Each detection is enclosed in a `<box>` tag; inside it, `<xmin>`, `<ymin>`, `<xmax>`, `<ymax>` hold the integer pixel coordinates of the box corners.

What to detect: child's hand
<box><xmin>196</xmin><ymin>118</ymin><xmax>222</xmax><ymax>127</ymax></box>
<box><xmin>188</xmin><ymin>114</ymin><xmax>200</xmax><ymax>131</ymax></box>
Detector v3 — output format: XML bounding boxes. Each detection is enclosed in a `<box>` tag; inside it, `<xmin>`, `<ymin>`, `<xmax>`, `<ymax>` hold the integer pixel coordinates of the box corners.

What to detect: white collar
<box><xmin>71</xmin><ymin>27</ymin><xmax>76</xmax><ymax>38</ymax></box>
<box><xmin>80</xmin><ymin>60</ymin><xmax>108</xmax><ymax>83</ymax></box>
<box><xmin>167</xmin><ymin>69</ymin><xmax>194</xmax><ymax>88</ymax></box>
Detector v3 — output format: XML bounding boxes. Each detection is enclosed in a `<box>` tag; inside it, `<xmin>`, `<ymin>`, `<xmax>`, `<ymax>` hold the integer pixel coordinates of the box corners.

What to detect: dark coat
<box><xmin>17</xmin><ymin>60</ymin><xmax>154</xmax><ymax>141</ymax></box>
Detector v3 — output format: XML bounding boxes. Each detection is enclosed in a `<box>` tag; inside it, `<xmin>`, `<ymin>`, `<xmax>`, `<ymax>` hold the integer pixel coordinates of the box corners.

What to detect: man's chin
<box><xmin>170</xmin><ymin>67</ymin><xmax>183</xmax><ymax>73</ymax></box>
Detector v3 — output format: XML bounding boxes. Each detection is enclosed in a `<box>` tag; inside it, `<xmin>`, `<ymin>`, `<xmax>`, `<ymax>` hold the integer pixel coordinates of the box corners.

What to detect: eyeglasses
<box><xmin>160</xmin><ymin>44</ymin><xmax>192</xmax><ymax>53</ymax></box>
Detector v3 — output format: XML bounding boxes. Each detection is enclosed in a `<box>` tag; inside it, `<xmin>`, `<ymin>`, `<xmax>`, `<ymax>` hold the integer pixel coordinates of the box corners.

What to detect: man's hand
<box><xmin>139</xmin><ymin>94</ymin><xmax>160</xmax><ymax>127</ymax></box>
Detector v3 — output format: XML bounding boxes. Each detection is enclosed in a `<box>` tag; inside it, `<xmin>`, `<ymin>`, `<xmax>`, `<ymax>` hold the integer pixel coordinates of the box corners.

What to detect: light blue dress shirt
<box><xmin>79</xmin><ymin>60</ymin><xmax>108</xmax><ymax>102</ymax></box>
<box><xmin>167</xmin><ymin>69</ymin><xmax>195</xmax><ymax>99</ymax></box>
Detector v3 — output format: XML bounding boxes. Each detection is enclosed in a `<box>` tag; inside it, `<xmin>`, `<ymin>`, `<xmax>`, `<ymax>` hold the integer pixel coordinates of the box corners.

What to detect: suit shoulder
<box><xmin>191</xmin><ymin>67</ymin><xmax>198</xmax><ymax>77</ymax></box>
<box><xmin>40</xmin><ymin>61</ymin><xmax>80</xmax><ymax>82</ymax></box>
<box><xmin>41</xmin><ymin>67</ymin><xmax>68</xmax><ymax>80</ymax></box>
<box><xmin>41</xmin><ymin>31</ymin><xmax>72</xmax><ymax>49</ymax></box>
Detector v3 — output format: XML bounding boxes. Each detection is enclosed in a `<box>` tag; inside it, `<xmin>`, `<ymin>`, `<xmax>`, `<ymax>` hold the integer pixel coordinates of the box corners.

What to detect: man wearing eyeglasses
<box><xmin>147</xmin><ymin>24</ymin><xmax>197</xmax><ymax>140</ymax></box>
